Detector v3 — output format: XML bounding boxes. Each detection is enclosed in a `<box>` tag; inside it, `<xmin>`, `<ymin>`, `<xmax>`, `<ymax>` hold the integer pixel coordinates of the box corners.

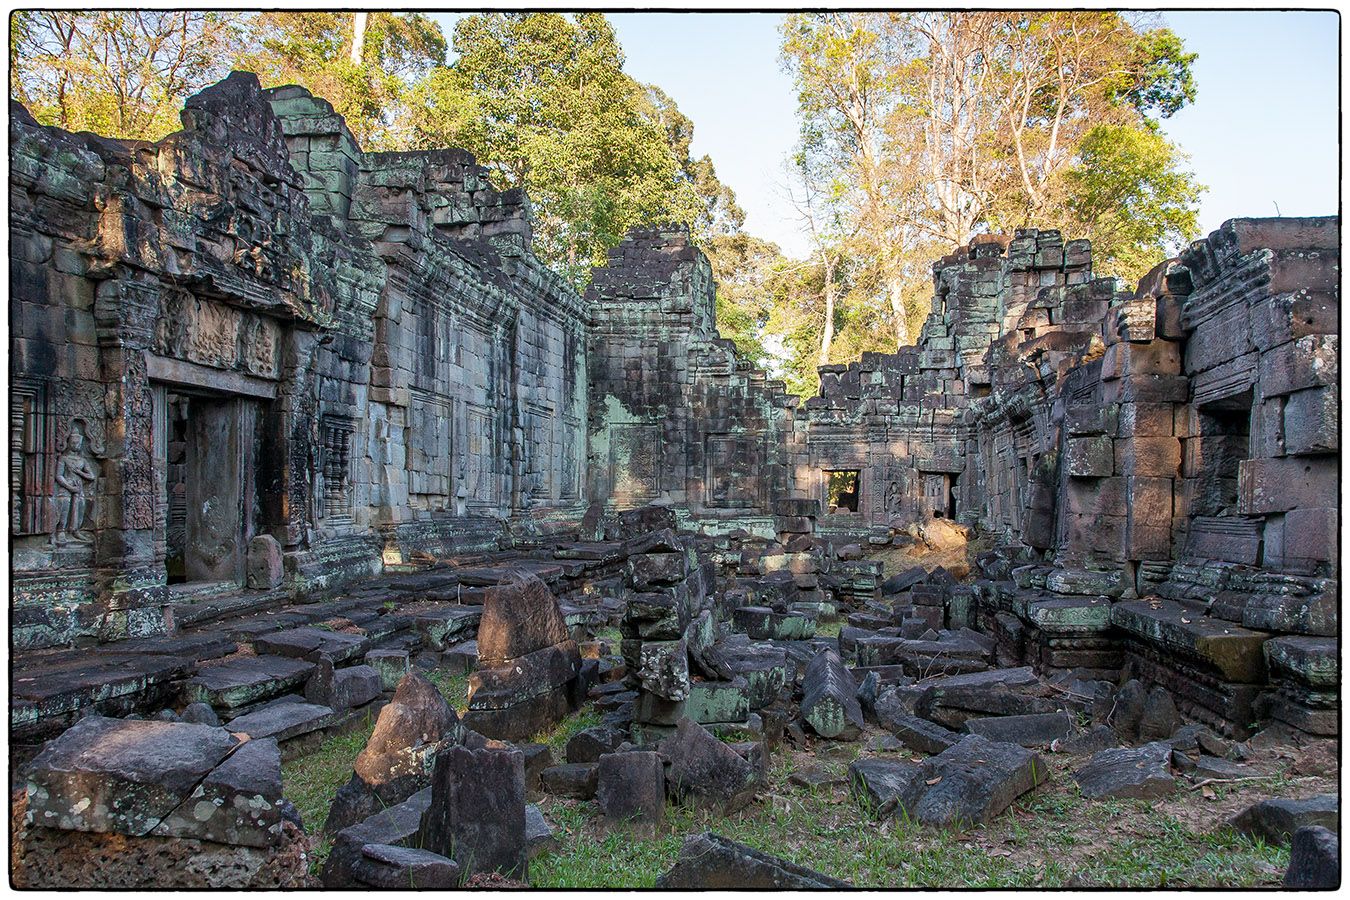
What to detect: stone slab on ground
<box><xmin>896</xmin><ymin>734</ymin><xmax>1048</xmax><ymax>827</ymax></box>
<box><xmin>887</xmin><ymin>713</ymin><xmax>960</xmax><ymax>755</ymax></box>
<box><xmin>963</xmin><ymin>711</ymin><xmax>1074</xmax><ymax>748</ymax></box>
<box><xmin>353</xmin><ymin>843</ymin><xmax>460</xmax><ymax>888</ymax></box>
<box><xmin>322</xmin><ymin>788</ymin><xmax>432</xmax><ymax>887</ymax></box>
<box><xmin>655</xmin><ymin>832</ymin><xmax>850</xmax><ymax>889</ymax></box>
<box><xmin>663</xmin><ymin>717</ymin><xmax>757</xmax><ymax>814</ymax></box>
<box><xmin>1231</xmin><ymin>794</ymin><xmax>1339</xmax><ymax>846</ymax></box>
<box><xmin>849</xmin><ymin>758</ymin><xmax>919</xmax><ymax>815</ymax></box>
<box><xmin>23</xmin><ymin>716</ymin><xmax>240</xmax><ymax>836</ymax></box>
<box><xmin>254</xmin><ymin>626</ymin><xmax>369</xmax><ymax>662</ymax></box>
<box><xmin>224</xmin><ymin>701</ymin><xmax>336</xmax><ymax>743</ymax></box>
<box><xmin>1074</xmin><ymin>741</ymin><xmax>1176</xmax><ymax>800</ymax></box>
<box><xmin>187</xmin><ymin>656</ymin><xmax>316</xmax><ymax>709</ymax></box>
<box><xmin>150</xmin><ymin>737</ymin><xmax>284</xmax><ymax>848</ymax></box>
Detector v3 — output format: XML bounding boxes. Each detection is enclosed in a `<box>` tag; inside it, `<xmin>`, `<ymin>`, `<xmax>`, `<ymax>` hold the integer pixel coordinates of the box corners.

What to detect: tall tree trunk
<box><xmin>888</xmin><ymin>274</ymin><xmax>911</xmax><ymax>348</ymax></box>
<box><xmin>350</xmin><ymin>12</ymin><xmax>368</xmax><ymax>65</ymax></box>
<box><xmin>819</xmin><ymin>254</ymin><xmax>837</xmax><ymax>365</ymax></box>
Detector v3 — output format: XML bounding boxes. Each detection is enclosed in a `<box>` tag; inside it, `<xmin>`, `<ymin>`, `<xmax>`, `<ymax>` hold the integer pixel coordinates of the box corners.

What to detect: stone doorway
<box><xmin>157</xmin><ymin>388</ymin><xmax>258</xmax><ymax>588</ymax></box>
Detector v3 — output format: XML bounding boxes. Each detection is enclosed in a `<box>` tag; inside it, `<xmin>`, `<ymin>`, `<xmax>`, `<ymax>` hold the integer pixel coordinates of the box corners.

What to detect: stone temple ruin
<box><xmin>9</xmin><ymin>73</ymin><xmax>1341</xmax><ymax>888</ymax></box>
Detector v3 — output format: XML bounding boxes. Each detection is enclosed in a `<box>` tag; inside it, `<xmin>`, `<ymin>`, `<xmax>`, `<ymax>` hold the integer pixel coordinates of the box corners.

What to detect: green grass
<box><xmin>423</xmin><ymin>669</ymin><xmax>472</xmax><ymax>714</ymax></box>
<box><xmin>594</xmin><ymin>626</ymin><xmax>622</xmax><ymax>643</ymax></box>
<box><xmin>534</xmin><ymin>706</ymin><xmax>603</xmax><ymax>754</ymax></box>
<box><xmin>528</xmin><ymin>754</ymin><xmax>1289</xmax><ymax>889</ymax></box>
<box><xmin>815</xmin><ymin>621</ymin><xmax>843</xmax><ymax>639</ymax></box>
<box><xmin>280</xmin><ymin>708</ymin><xmax>380</xmax><ymax>874</ymax></box>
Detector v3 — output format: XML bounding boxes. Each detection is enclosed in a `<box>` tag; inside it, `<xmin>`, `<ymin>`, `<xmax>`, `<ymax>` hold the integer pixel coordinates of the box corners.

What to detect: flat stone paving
<box><xmin>10</xmin><ymin>548</ymin><xmax>622</xmax><ymax>742</ymax></box>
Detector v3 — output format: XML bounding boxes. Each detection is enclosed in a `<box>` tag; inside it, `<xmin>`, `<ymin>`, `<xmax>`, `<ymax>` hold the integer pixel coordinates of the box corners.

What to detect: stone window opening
<box><xmin>826</xmin><ymin>470</ymin><xmax>861</xmax><ymax>514</ymax></box>
<box><xmin>320</xmin><ymin>415</ymin><xmax>356</xmax><ymax>523</ymax></box>
<box><xmin>10</xmin><ymin>380</ymin><xmax>53</xmax><ymax>536</ymax></box>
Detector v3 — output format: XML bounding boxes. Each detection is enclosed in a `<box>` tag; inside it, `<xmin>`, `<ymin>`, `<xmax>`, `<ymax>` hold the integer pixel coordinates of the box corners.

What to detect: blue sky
<box><xmin>433</xmin><ymin>11</ymin><xmax>1339</xmax><ymax>260</ymax></box>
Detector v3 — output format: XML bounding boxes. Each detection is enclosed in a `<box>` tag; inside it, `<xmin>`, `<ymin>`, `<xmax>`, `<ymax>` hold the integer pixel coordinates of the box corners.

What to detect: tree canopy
<box><xmin>777</xmin><ymin>11</ymin><xmax>1204</xmax><ymax>391</ymax></box>
<box><xmin>10</xmin><ymin>11</ymin><xmax>1205</xmax><ymax>397</ymax></box>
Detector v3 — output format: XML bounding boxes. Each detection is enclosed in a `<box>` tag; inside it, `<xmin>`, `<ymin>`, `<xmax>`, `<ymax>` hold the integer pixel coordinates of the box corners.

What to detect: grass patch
<box><xmin>533</xmin><ymin>705</ymin><xmax>603</xmax><ymax>754</ymax></box>
<box><xmin>280</xmin><ymin>709</ymin><xmax>380</xmax><ymax>874</ymax></box>
<box><xmin>527</xmin><ymin>751</ymin><xmax>1288</xmax><ymax>889</ymax></box>
<box><xmin>594</xmin><ymin>626</ymin><xmax>622</xmax><ymax>643</ymax></box>
<box><xmin>424</xmin><ymin>668</ymin><xmax>471</xmax><ymax>714</ymax></box>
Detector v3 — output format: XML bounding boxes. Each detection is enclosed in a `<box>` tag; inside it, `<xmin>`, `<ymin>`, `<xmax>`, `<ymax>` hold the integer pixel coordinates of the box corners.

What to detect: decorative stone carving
<box><xmin>50</xmin><ymin>420</ymin><xmax>99</xmax><ymax>546</ymax></box>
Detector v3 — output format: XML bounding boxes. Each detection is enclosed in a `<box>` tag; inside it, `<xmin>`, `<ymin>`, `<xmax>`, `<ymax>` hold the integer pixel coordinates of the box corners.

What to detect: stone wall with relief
<box><xmin>8</xmin><ymin>74</ymin><xmax>589</xmax><ymax>649</ymax></box>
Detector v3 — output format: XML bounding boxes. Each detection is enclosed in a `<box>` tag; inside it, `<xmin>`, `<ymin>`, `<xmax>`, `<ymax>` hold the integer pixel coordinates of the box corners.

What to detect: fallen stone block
<box><xmin>685</xmin><ymin>677</ymin><xmax>751</xmax><ymax>725</ymax></box>
<box><xmin>1074</xmin><ymin>742</ymin><xmax>1175</xmax><ymax>800</ymax></box>
<box><xmin>896</xmin><ymin>735</ymin><xmax>1049</xmax><ymax>828</ymax></box>
<box><xmin>565</xmin><ymin>725</ymin><xmax>627</xmax><ymax>763</ymax></box>
<box><xmin>526</xmin><ymin>804</ymin><xmax>556</xmax><ymax>859</ymax></box>
<box><xmin>663</xmin><ymin>717</ymin><xmax>757</xmax><ymax>814</ymax></box>
<box><xmin>596</xmin><ymin>751</ymin><xmax>665</xmax><ymax>831</ymax></box>
<box><xmin>887</xmin><ymin>713</ymin><xmax>960</xmax><ymax>755</ymax></box>
<box><xmin>149</xmin><ymin>736</ymin><xmax>283</xmax><ymax>848</ymax></box>
<box><xmin>255</xmin><ymin>627</ymin><xmax>369</xmax><ymax>663</ymax></box>
<box><xmin>1283</xmin><ymin>826</ymin><xmax>1339</xmax><ymax>889</ymax></box>
<box><xmin>324</xmin><ymin>671</ymin><xmax>459</xmax><ymax>835</ymax></box>
<box><xmin>225</xmin><ymin>701</ymin><xmax>336</xmax><ymax>743</ymax></box>
<box><xmin>187</xmin><ymin>656</ymin><xmax>315</xmax><ymax>709</ymax></box>
<box><xmin>637</xmin><ymin>637</ymin><xmax>691</xmax><ymax>701</ymax></box>
<box><xmin>881</xmin><ymin>566</ymin><xmax>928</xmax><ymax>596</ymax></box>
<box><xmin>304</xmin><ymin>661</ymin><xmax>382</xmax><ymax>712</ymax></box>
<box><xmin>353</xmin><ymin>843</ymin><xmax>460</xmax><ymax>888</ymax></box>
<box><xmin>364</xmin><ymin>649</ymin><xmax>411</xmax><ymax>691</ymax></box>
<box><xmin>848</xmin><ymin>758</ymin><xmax>919</xmax><ymax>816</ymax></box>
<box><xmin>963</xmin><ymin>712</ymin><xmax>1074</xmax><ymax>749</ymax></box>
<box><xmin>800</xmin><ymin>648</ymin><xmax>864</xmax><ymax>740</ymax></box>
<box><xmin>322</xmin><ymin>788</ymin><xmax>431</xmax><ymax>887</ymax></box>
<box><xmin>476</xmin><ymin>575</ymin><xmax>571</xmax><ymax>667</ymax></box>
<box><xmin>655</xmin><ymin>832</ymin><xmax>849</xmax><ymax>889</ymax></box>
<box><xmin>1231</xmin><ymin>794</ymin><xmax>1338</xmax><ymax>846</ymax></box>
<box><xmin>420</xmin><ymin>745</ymin><xmax>527</xmax><ymax>881</ymax></box>
<box><xmin>23</xmin><ymin>716</ymin><xmax>240</xmax><ymax>836</ymax></box>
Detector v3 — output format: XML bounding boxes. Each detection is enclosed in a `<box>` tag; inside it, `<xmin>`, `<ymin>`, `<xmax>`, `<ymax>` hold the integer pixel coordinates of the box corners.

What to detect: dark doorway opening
<box><xmin>1195</xmin><ymin>400</ymin><xmax>1252</xmax><ymax>517</ymax></box>
<box><xmin>160</xmin><ymin>389</ymin><xmax>256</xmax><ymax>587</ymax></box>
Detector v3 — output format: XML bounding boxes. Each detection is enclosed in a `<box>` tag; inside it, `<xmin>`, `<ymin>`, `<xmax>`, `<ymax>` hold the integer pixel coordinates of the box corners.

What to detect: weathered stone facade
<box><xmin>8</xmin><ymin>75</ymin><xmax>1339</xmax><ymax>742</ymax></box>
<box><xmin>10</xmin><ymin>74</ymin><xmax>588</xmax><ymax>649</ymax></box>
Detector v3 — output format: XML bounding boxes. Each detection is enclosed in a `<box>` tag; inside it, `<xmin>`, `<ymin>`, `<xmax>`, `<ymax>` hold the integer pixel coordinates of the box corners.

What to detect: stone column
<box><xmin>272</xmin><ymin>327</ymin><xmax>323</xmax><ymax>550</ymax></box>
<box><xmin>91</xmin><ymin>275</ymin><xmax>167</xmax><ymax>640</ymax></box>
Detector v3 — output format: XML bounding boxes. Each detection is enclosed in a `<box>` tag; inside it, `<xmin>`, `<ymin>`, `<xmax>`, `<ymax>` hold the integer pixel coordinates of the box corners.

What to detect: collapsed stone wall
<box><xmin>585</xmin><ymin>227</ymin><xmax>798</xmax><ymax>533</ymax></box>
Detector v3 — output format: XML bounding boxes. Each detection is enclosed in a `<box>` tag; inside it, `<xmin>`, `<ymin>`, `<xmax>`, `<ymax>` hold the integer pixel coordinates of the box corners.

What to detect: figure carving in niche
<box><xmin>455</xmin><ymin>466</ymin><xmax>468</xmax><ymax>516</ymax></box>
<box><xmin>50</xmin><ymin>420</ymin><xmax>98</xmax><ymax>546</ymax></box>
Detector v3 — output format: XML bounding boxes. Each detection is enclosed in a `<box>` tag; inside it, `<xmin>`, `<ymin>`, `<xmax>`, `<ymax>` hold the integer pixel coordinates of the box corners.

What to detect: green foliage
<box><xmin>406</xmin><ymin>13</ymin><xmax>722</xmax><ymax>288</ymax></box>
<box><xmin>533</xmin><ymin>705</ymin><xmax>603</xmax><ymax>755</ymax></box>
<box><xmin>1065</xmin><ymin>123</ymin><xmax>1204</xmax><ymax>283</ymax></box>
<box><xmin>279</xmin><ymin>710</ymin><xmax>379</xmax><ymax>873</ymax></box>
<box><xmin>235</xmin><ymin>12</ymin><xmax>445</xmax><ymax>148</ymax></box>
<box><xmin>775</xmin><ymin>11</ymin><xmax>1205</xmax><ymax>381</ymax></box>
<box><xmin>10</xmin><ymin>11</ymin><xmax>242</xmax><ymax>138</ymax></box>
